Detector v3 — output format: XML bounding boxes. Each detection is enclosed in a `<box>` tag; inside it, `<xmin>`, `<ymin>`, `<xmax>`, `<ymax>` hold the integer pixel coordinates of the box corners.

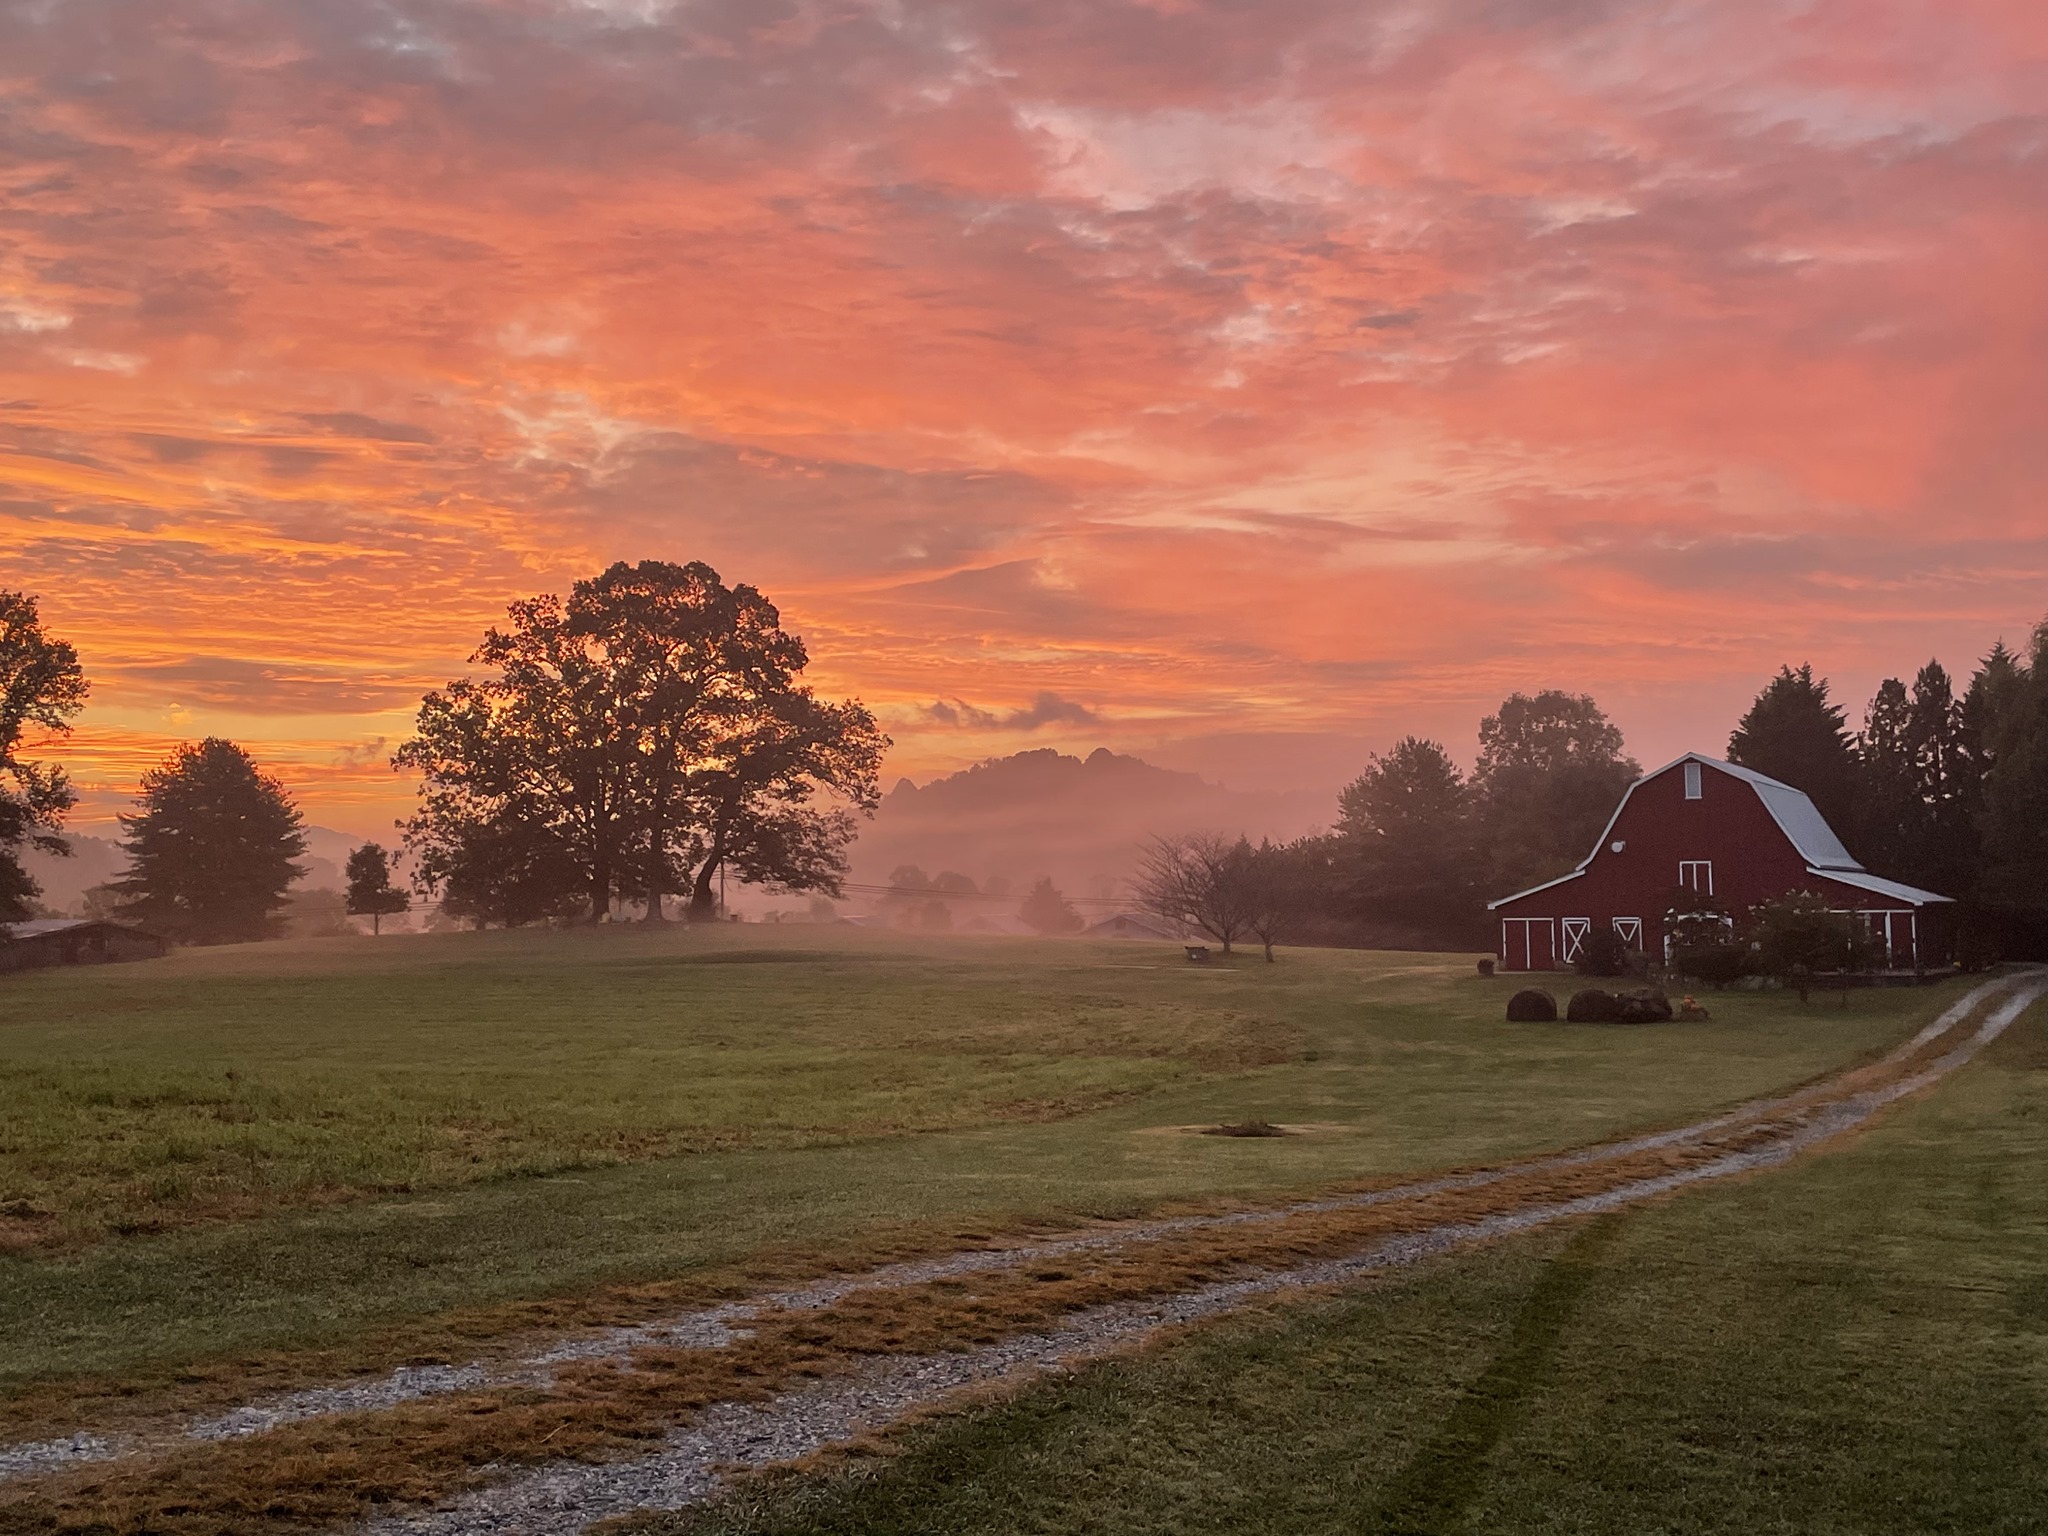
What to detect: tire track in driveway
<box><xmin>351</xmin><ymin>972</ymin><xmax>2048</xmax><ymax>1536</ymax></box>
<box><xmin>4</xmin><ymin>973</ymin><xmax>2041</xmax><ymax>1533</ymax></box>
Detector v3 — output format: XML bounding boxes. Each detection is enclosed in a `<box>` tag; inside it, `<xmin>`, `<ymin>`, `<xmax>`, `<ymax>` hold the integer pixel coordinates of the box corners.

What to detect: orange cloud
<box><xmin>1</xmin><ymin>0</ymin><xmax>2044</xmax><ymax>829</ymax></box>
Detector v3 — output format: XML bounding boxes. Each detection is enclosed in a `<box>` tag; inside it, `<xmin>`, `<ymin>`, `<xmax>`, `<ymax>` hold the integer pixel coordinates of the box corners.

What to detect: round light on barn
<box><xmin>1611</xmin><ymin>840</ymin><xmax>1626</xmax><ymax>853</ymax></box>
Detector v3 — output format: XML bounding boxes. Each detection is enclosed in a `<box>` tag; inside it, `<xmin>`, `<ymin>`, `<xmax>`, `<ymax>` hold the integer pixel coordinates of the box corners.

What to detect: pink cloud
<box><xmin>0</xmin><ymin>0</ymin><xmax>2043</xmax><ymax>819</ymax></box>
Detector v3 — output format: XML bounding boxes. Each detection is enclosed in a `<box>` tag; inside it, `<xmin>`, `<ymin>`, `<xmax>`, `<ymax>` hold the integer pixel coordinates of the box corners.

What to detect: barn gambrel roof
<box><xmin>1486</xmin><ymin>752</ymin><xmax>1953</xmax><ymax>910</ymax></box>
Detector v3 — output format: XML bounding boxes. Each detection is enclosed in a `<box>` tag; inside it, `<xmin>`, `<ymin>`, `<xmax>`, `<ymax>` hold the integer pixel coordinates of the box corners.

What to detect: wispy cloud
<box><xmin>920</xmin><ymin>693</ymin><xmax>1103</xmax><ymax>732</ymax></box>
<box><xmin>0</xmin><ymin>0</ymin><xmax>2043</xmax><ymax>812</ymax></box>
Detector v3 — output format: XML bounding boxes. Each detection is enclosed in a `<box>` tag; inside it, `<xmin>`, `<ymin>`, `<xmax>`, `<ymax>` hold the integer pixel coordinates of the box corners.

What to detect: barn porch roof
<box><xmin>1809</xmin><ymin>868</ymin><xmax>1954</xmax><ymax>906</ymax></box>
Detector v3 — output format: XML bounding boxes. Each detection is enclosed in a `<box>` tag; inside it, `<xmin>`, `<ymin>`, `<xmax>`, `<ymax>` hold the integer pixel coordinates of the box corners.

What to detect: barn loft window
<box><xmin>1679</xmin><ymin>860</ymin><xmax>1713</xmax><ymax>895</ymax></box>
<box><xmin>1684</xmin><ymin>761</ymin><xmax>1703</xmax><ymax>799</ymax></box>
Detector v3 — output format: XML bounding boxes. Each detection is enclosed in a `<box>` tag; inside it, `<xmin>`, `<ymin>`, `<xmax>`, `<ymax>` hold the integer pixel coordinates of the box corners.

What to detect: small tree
<box><xmin>112</xmin><ymin>739</ymin><xmax>308</xmax><ymax>944</ymax></box>
<box><xmin>1019</xmin><ymin>876</ymin><xmax>1082</xmax><ymax>935</ymax></box>
<box><xmin>1749</xmin><ymin>891</ymin><xmax>1879</xmax><ymax>992</ymax></box>
<box><xmin>1133</xmin><ymin>833</ymin><xmax>1261</xmax><ymax>955</ymax></box>
<box><xmin>428</xmin><ymin>813</ymin><xmax>587</xmax><ymax>929</ymax></box>
<box><xmin>1242</xmin><ymin>837</ymin><xmax>1328</xmax><ymax>963</ymax></box>
<box><xmin>1574</xmin><ymin>925</ymin><xmax>1629</xmax><ymax>978</ymax></box>
<box><xmin>344</xmin><ymin>843</ymin><xmax>410</xmax><ymax>935</ymax></box>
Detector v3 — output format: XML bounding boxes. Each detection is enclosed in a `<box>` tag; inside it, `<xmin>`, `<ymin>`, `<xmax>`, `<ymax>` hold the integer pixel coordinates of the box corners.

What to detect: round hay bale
<box><xmin>1566</xmin><ymin>988</ymin><xmax>1625</xmax><ymax>1023</ymax></box>
<box><xmin>1617</xmin><ymin>989</ymin><xmax>1674</xmax><ymax>1024</ymax></box>
<box><xmin>1506</xmin><ymin>988</ymin><xmax>1558</xmax><ymax>1022</ymax></box>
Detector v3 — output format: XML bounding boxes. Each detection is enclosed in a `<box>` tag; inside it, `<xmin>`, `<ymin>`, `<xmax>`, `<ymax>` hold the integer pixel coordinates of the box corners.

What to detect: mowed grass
<box><xmin>647</xmin><ymin>994</ymin><xmax>2048</xmax><ymax>1536</ymax></box>
<box><xmin>0</xmin><ymin>927</ymin><xmax>1292</xmax><ymax>1246</ymax></box>
<box><xmin>0</xmin><ymin>926</ymin><xmax>1970</xmax><ymax>1391</ymax></box>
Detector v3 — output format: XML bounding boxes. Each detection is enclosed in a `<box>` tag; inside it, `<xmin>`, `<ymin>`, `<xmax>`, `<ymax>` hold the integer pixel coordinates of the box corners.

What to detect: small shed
<box><xmin>959</xmin><ymin>914</ymin><xmax>1039</xmax><ymax>936</ymax></box>
<box><xmin>0</xmin><ymin>919</ymin><xmax>168</xmax><ymax>974</ymax></box>
<box><xmin>1081</xmin><ymin>912</ymin><xmax>1180</xmax><ymax>941</ymax></box>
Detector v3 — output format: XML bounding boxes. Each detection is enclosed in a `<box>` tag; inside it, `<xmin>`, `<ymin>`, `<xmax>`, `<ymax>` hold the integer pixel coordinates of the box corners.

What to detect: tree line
<box><xmin>0</xmin><ymin>563</ymin><xmax>887</xmax><ymax>942</ymax></box>
<box><xmin>1138</xmin><ymin>614</ymin><xmax>2048</xmax><ymax>961</ymax></box>
<box><xmin>4</xmin><ymin>573</ymin><xmax>2044</xmax><ymax>955</ymax></box>
<box><xmin>1131</xmin><ymin>690</ymin><xmax>1636</xmax><ymax>957</ymax></box>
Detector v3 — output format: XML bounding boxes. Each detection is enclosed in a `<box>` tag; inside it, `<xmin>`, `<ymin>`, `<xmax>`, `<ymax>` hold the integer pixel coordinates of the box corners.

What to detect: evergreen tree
<box><xmin>344</xmin><ymin>843</ymin><xmax>410</xmax><ymax>935</ymax></box>
<box><xmin>1335</xmin><ymin>736</ymin><xmax>1478</xmax><ymax>940</ymax></box>
<box><xmin>112</xmin><ymin>739</ymin><xmax>307</xmax><ymax>944</ymax></box>
<box><xmin>1857</xmin><ymin>664</ymin><xmax>1973</xmax><ymax>893</ymax></box>
<box><xmin>1856</xmin><ymin>677</ymin><xmax>1915</xmax><ymax>875</ymax></box>
<box><xmin>0</xmin><ymin>592</ymin><xmax>88</xmax><ymax>922</ymax></box>
<box><xmin>1976</xmin><ymin>620</ymin><xmax>2048</xmax><ymax>915</ymax></box>
<box><xmin>1902</xmin><ymin>660</ymin><xmax>1974</xmax><ymax>893</ymax></box>
<box><xmin>1960</xmin><ymin>640</ymin><xmax>2028</xmax><ymax>795</ymax></box>
<box><xmin>1727</xmin><ymin>665</ymin><xmax>1859</xmax><ymax>845</ymax></box>
<box><xmin>1018</xmin><ymin>876</ymin><xmax>1082</xmax><ymax>935</ymax></box>
<box><xmin>1473</xmin><ymin>691</ymin><xmax>1639</xmax><ymax>895</ymax></box>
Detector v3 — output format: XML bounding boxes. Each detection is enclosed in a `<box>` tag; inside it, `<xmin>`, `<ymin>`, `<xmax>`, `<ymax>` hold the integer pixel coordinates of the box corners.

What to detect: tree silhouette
<box><xmin>1336</xmin><ymin>736</ymin><xmax>1478</xmax><ymax>940</ymax></box>
<box><xmin>1133</xmin><ymin>833</ymin><xmax>1260</xmax><ymax>953</ymax></box>
<box><xmin>1858</xmin><ymin>662</ymin><xmax>1975</xmax><ymax>893</ymax></box>
<box><xmin>432</xmin><ymin>814</ymin><xmax>587</xmax><ymax>929</ymax></box>
<box><xmin>1975</xmin><ymin>620</ymin><xmax>2048</xmax><ymax>915</ymax></box>
<box><xmin>1474</xmin><ymin>691</ymin><xmax>1639</xmax><ymax>894</ymax></box>
<box><xmin>1018</xmin><ymin>876</ymin><xmax>1082</xmax><ymax>935</ymax></box>
<box><xmin>112</xmin><ymin>739</ymin><xmax>307</xmax><ymax>944</ymax></box>
<box><xmin>0</xmin><ymin>591</ymin><xmax>88</xmax><ymax>923</ymax></box>
<box><xmin>1728</xmin><ymin>665</ymin><xmax>1858</xmax><ymax>844</ymax></box>
<box><xmin>397</xmin><ymin>562</ymin><xmax>887</xmax><ymax>925</ymax></box>
<box><xmin>344</xmin><ymin>843</ymin><xmax>410</xmax><ymax>935</ymax></box>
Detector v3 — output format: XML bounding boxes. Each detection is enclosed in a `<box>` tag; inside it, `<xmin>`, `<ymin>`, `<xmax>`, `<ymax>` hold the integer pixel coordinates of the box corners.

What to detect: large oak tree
<box><xmin>397</xmin><ymin>561</ymin><xmax>887</xmax><ymax>924</ymax></box>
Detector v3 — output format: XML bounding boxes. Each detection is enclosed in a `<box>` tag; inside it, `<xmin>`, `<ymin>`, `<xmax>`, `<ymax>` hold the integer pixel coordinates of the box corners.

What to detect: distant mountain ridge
<box><xmin>850</xmin><ymin>747</ymin><xmax>1328</xmax><ymax>902</ymax></box>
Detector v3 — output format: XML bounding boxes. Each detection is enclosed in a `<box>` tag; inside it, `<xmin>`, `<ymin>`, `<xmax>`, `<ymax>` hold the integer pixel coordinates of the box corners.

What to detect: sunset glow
<box><xmin>6</xmin><ymin>0</ymin><xmax>2045</xmax><ymax>831</ymax></box>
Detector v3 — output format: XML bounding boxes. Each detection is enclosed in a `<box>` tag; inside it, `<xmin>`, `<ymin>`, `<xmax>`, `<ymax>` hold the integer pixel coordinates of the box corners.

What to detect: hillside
<box><xmin>848</xmin><ymin>747</ymin><xmax>1328</xmax><ymax>904</ymax></box>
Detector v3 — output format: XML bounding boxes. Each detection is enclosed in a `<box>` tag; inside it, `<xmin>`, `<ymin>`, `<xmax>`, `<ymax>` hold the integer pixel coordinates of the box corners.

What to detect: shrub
<box><xmin>1574</xmin><ymin>926</ymin><xmax>1629</xmax><ymax>977</ymax></box>
<box><xmin>1749</xmin><ymin>891</ymin><xmax>1880</xmax><ymax>976</ymax></box>
<box><xmin>1672</xmin><ymin>941</ymin><xmax>1753</xmax><ymax>990</ymax></box>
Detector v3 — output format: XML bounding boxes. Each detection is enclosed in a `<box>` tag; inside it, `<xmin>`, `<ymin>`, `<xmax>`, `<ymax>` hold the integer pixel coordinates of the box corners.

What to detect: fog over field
<box><xmin>848</xmin><ymin>748</ymin><xmax>1328</xmax><ymax>906</ymax></box>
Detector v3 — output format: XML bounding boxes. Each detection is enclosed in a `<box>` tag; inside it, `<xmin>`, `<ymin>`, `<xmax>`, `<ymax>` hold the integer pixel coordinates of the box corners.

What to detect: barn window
<box><xmin>1684</xmin><ymin>761</ymin><xmax>1702</xmax><ymax>799</ymax></box>
<box><xmin>1679</xmin><ymin>860</ymin><xmax>1713</xmax><ymax>895</ymax></box>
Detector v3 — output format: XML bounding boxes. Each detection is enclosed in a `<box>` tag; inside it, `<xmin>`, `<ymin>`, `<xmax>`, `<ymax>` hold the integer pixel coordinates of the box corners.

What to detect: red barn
<box><xmin>1488</xmin><ymin>753</ymin><xmax>1953</xmax><ymax>972</ymax></box>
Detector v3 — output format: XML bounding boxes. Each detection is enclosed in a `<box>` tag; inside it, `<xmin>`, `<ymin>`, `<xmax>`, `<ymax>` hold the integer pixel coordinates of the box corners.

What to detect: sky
<box><xmin>4</xmin><ymin>0</ymin><xmax>2045</xmax><ymax>838</ymax></box>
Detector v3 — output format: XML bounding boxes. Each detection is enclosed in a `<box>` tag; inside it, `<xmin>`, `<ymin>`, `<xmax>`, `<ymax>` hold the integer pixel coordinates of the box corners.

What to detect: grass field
<box><xmin>641</xmin><ymin>990</ymin><xmax>2048</xmax><ymax>1536</ymax></box>
<box><xmin>0</xmin><ymin>926</ymin><xmax>1969</xmax><ymax>1393</ymax></box>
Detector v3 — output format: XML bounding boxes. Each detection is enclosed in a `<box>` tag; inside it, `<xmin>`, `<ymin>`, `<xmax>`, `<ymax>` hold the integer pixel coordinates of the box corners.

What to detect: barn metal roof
<box><xmin>1</xmin><ymin>918</ymin><xmax>94</xmax><ymax>938</ymax></box>
<box><xmin>1488</xmin><ymin>752</ymin><xmax>1939</xmax><ymax>910</ymax></box>
<box><xmin>1690</xmin><ymin>754</ymin><xmax>1861</xmax><ymax>871</ymax></box>
<box><xmin>1805</xmin><ymin>867</ymin><xmax>1954</xmax><ymax>906</ymax></box>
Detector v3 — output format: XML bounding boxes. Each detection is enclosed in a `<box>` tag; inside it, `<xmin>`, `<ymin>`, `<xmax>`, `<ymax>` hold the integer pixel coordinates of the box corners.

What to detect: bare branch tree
<box><xmin>1241</xmin><ymin>837</ymin><xmax>1333</xmax><ymax>962</ymax></box>
<box><xmin>1133</xmin><ymin>832</ymin><xmax>1260</xmax><ymax>954</ymax></box>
